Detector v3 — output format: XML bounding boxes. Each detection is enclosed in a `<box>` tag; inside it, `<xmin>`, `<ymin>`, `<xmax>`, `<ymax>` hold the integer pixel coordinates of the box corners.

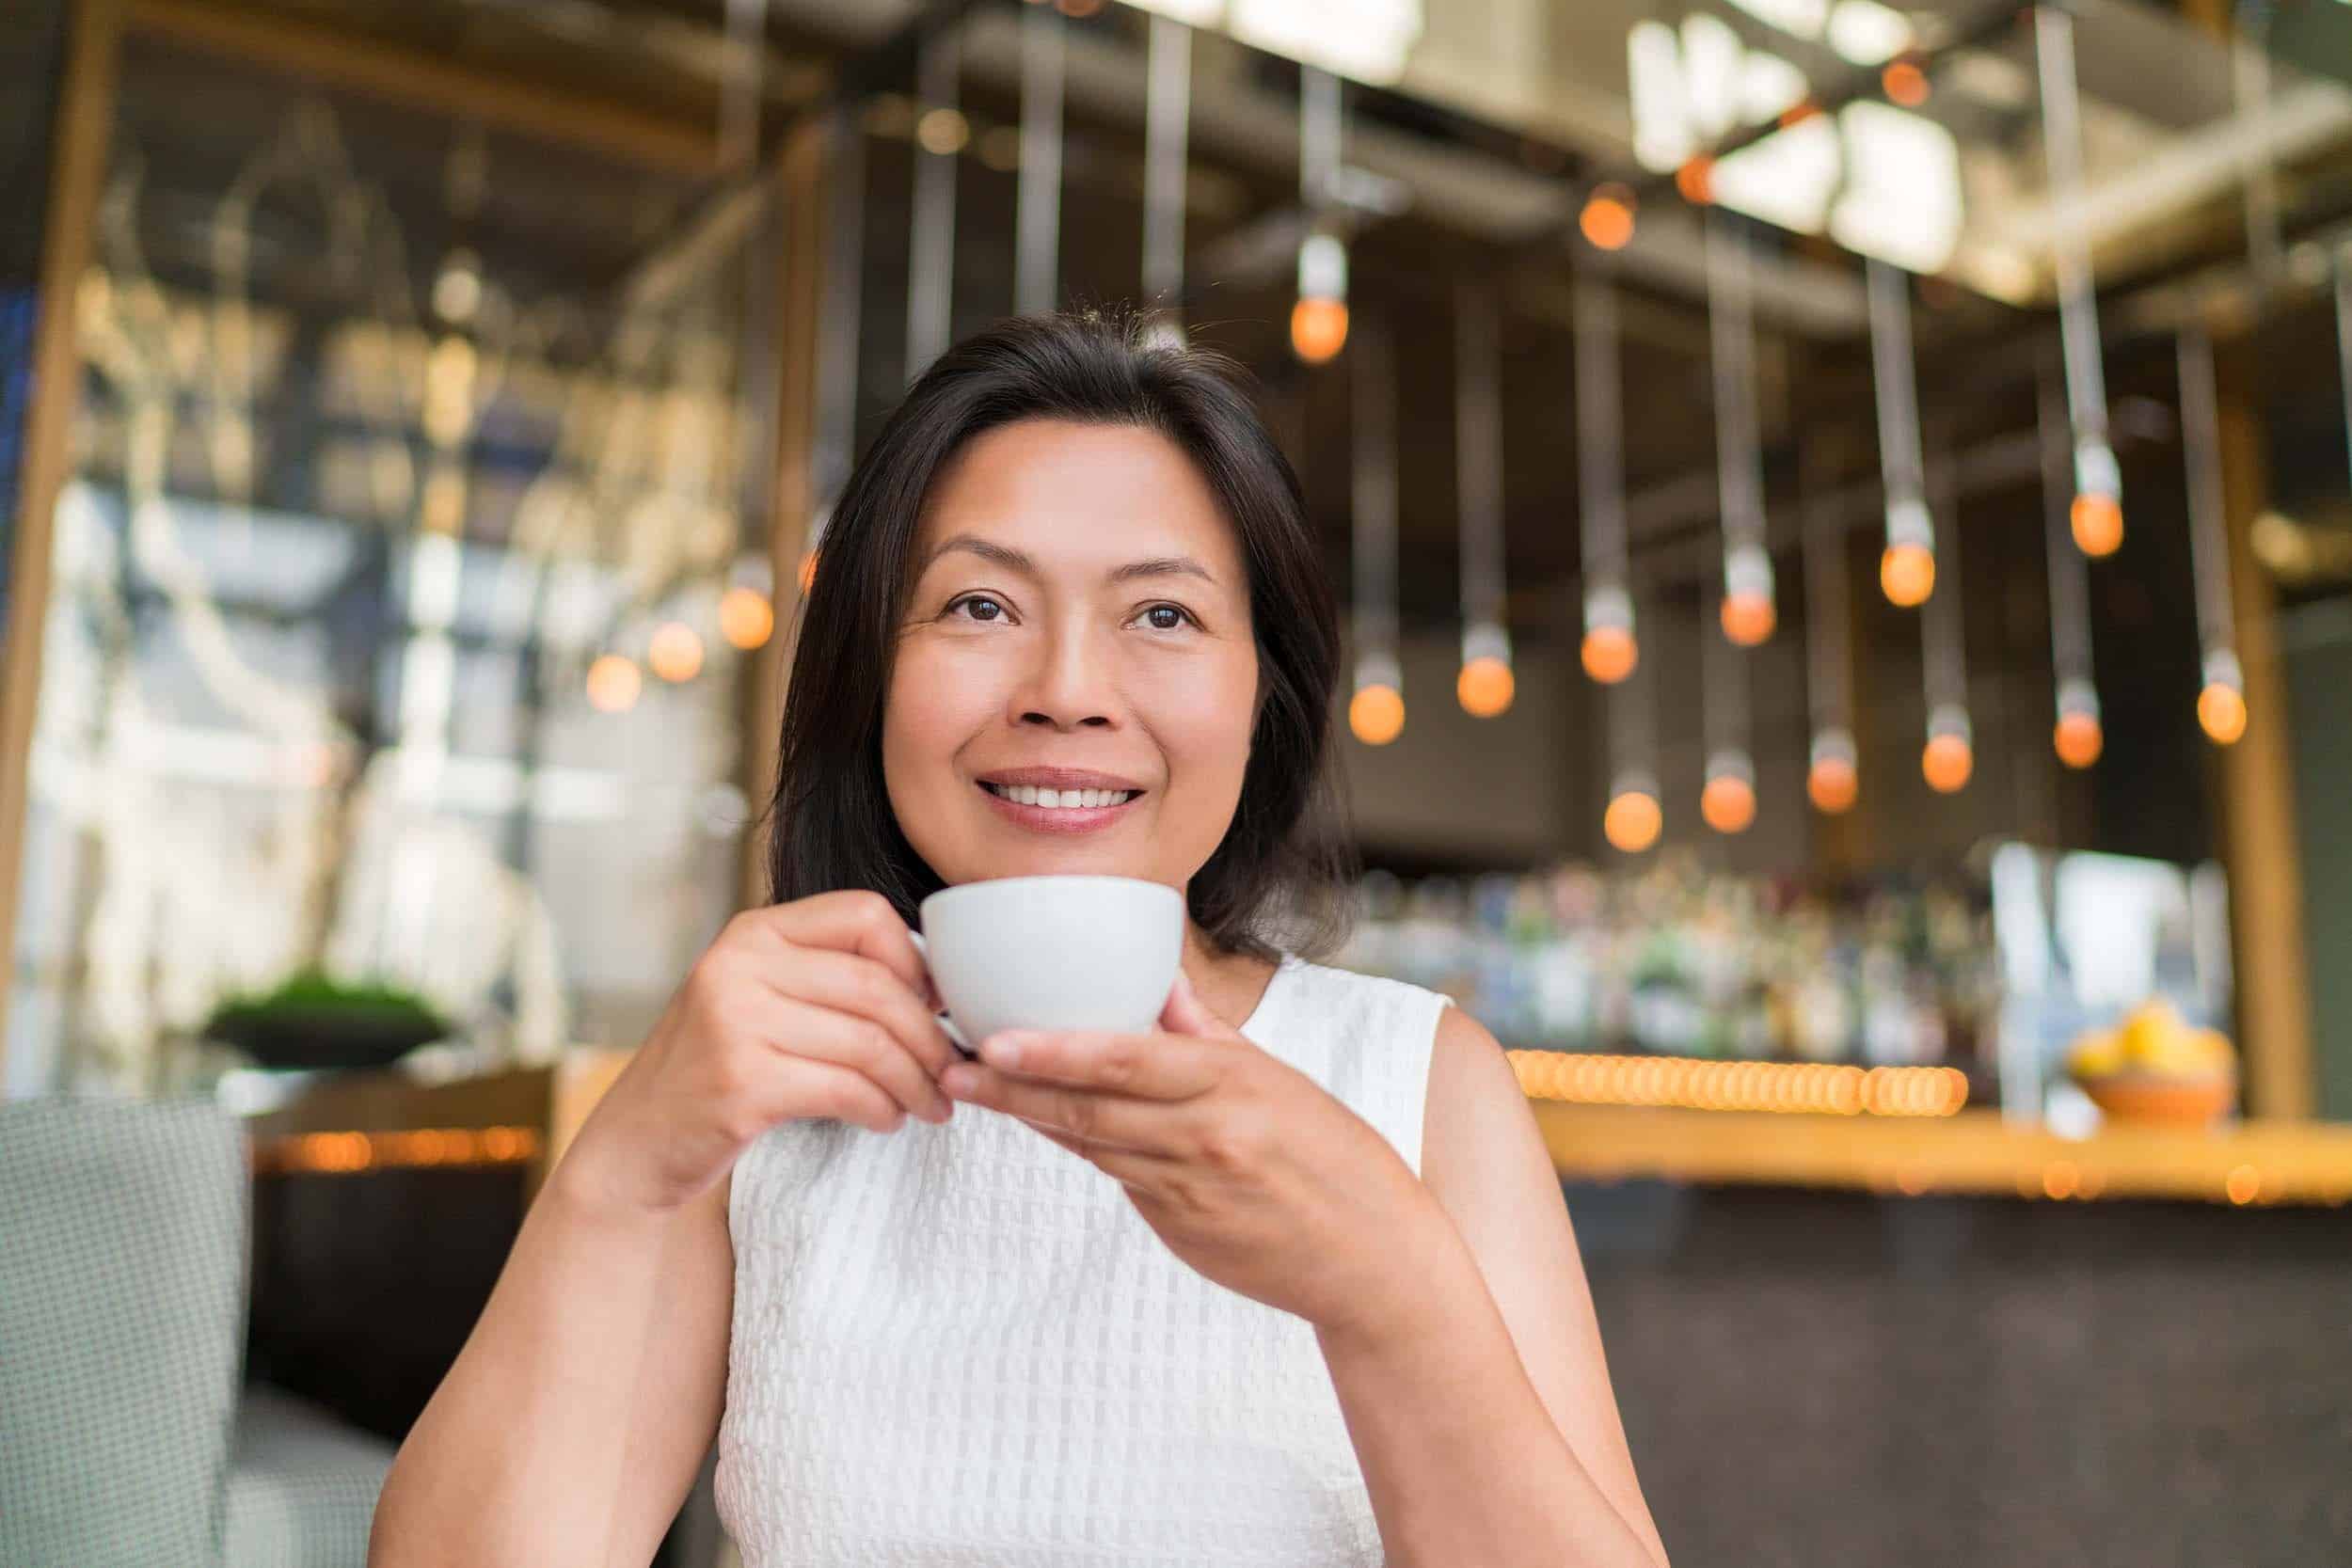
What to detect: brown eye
<box><xmin>1139</xmin><ymin>604</ymin><xmax>1191</xmax><ymax>631</ymax></box>
<box><xmin>950</xmin><ymin>594</ymin><xmax>1008</xmax><ymax>623</ymax></box>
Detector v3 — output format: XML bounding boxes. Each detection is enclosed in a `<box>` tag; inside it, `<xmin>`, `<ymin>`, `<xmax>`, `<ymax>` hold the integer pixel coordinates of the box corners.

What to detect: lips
<box><xmin>975</xmin><ymin>775</ymin><xmax>1144</xmax><ymax>834</ymax></box>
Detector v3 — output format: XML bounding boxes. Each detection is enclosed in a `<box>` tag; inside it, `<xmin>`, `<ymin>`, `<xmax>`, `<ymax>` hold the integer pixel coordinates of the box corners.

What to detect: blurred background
<box><xmin>3</xmin><ymin>0</ymin><xmax>2350</xmax><ymax>1563</ymax></box>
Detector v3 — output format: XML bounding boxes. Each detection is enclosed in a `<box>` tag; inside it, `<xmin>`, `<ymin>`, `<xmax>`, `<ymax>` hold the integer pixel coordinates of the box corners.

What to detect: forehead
<box><xmin>915</xmin><ymin>419</ymin><xmax>1244</xmax><ymax>575</ymax></box>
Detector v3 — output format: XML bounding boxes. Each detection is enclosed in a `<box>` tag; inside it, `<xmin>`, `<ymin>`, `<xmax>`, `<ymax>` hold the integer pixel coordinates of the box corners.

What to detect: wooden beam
<box><xmin>0</xmin><ymin>0</ymin><xmax>126</xmax><ymax>1088</ymax></box>
<box><xmin>125</xmin><ymin>0</ymin><xmax>720</xmax><ymax>176</ymax></box>
<box><xmin>2216</xmin><ymin>340</ymin><xmax>2314</xmax><ymax>1118</ymax></box>
<box><xmin>739</xmin><ymin>118</ymin><xmax>828</xmax><ymax>912</ymax></box>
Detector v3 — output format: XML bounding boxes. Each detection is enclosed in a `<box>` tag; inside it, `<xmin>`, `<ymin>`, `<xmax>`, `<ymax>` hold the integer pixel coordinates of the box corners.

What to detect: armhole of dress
<box><xmin>1406</xmin><ymin>991</ymin><xmax>1454</xmax><ymax>1180</ymax></box>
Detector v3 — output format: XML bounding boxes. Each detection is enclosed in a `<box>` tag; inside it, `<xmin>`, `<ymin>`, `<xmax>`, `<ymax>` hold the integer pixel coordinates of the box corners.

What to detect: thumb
<box><xmin>1159</xmin><ymin>966</ymin><xmax>1220</xmax><ymax>1037</ymax></box>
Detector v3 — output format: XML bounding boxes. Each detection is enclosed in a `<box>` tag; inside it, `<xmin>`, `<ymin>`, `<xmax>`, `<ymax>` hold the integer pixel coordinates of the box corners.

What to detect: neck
<box><xmin>1180</xmin><ymin>922</ymin><xmax>1280</xmax><ymax>1031</ymax></box>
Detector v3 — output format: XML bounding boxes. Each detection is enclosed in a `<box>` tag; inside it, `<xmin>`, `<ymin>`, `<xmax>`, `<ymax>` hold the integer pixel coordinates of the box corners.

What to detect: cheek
<box><xmin>882</xmin><ymin>646</ymin><xmax>994</xmax><ymax>794</ymax></box>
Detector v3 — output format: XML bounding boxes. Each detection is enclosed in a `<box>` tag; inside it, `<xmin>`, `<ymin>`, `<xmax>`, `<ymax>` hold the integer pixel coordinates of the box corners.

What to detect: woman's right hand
<box><xmin>556</xmin><ymin>891</ymin><xmax>957</xmax><ymax>1217</ymax></box>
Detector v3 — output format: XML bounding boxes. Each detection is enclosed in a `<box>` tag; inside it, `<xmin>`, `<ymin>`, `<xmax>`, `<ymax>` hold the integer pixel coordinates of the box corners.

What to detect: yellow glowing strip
<box><xmin>1510</xmin><ymin>1051</ymin><xmax>1968</xmax><ymax>1117</ymax></box>
<box><xmin>253</xmin><ymin>1125</ymin><xmax>543</xmax><ymax>1175</ymax></box>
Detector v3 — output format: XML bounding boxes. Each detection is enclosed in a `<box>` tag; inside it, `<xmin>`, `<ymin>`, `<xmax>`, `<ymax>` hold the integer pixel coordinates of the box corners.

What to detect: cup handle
<box><xmin>905</xmin><ymin>929</ymin><xmax>976</xmax><ymax>1058</ymax></box>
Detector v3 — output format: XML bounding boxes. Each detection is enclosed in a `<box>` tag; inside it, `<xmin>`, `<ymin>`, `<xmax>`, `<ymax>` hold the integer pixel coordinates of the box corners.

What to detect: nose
<box><xmin>1009</xmin><ymin>616</ymin><xmax>1119</xmax><ymax>732</ymax></box>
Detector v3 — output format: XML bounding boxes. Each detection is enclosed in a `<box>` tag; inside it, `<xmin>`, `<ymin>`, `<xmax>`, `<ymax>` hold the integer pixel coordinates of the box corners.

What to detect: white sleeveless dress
<box><xmin>715</xmin><ymin>953</ymin><xmax>1452</xmax><ymax>1567</ymax></box>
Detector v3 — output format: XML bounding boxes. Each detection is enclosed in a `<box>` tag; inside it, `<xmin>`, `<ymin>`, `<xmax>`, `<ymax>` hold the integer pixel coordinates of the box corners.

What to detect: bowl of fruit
<box><xmin>2066</xmin><ymin>1001</ymin><xmax>2236</xmax><ymax>1127</ymax></box>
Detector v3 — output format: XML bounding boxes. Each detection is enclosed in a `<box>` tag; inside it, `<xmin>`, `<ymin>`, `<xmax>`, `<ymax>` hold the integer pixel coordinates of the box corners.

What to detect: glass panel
<box><xmin>8</xmin><ymin>36</ymin><xmax>777</xmax><ymax>1093</ymax></box>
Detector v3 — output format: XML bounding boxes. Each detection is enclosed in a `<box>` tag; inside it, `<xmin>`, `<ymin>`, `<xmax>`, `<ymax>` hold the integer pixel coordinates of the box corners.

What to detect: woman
<box><xmin>370</xmin><ymin>309</ymin><xmax>1667</xmax><ymax>1568</ymax></box>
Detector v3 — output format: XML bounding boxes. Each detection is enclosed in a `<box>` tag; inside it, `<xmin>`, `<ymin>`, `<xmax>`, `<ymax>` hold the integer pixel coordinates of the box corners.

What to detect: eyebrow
<box><xmin>922</xmin><ymin>532</ymin><xmax>1218</xmax><ymax>587</ymax></box>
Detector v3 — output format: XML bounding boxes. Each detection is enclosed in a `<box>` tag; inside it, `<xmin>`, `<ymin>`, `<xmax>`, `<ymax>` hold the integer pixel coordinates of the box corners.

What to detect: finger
<box><xmin>977</xmin><ymin>1028</ymin><xmax>1217</xmax><ymax>1101</ymax></box>
<box><xmin>744</xmin><ymin>891</ymin><xmax>929</xmax><ymax>999</ymax></box>
<box><xmin>763</xmin><ymin>945</ymin><xmax>958</xmax><ymax>1080</ymax></box>
<box><xmin>764</xmin><ymin>994</ymin><xmax>953</xmax><ymax>1124</ymax></box>
<box><xmin>761</xmin><ymin>1054</ymin><xmax>910</xmax><ymax>1134</ymax></box>
<box><xmin>1159</xmin><ymin>967</ymin><xmax>1225</xmax><ymax>1038</ymax></box>
<box><xmin>939</xmin><ymin>1064</ymin><xmax>1166</xmax><ymax>1153</ymax></box>
<box><xmin>1027</xmin><ymin>1121</ymin><xmax>1178</xmax><ymax>1187</ymax></box>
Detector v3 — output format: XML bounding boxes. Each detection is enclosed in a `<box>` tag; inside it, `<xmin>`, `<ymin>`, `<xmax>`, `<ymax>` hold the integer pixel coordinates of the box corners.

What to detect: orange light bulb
<box><xmin>2054</xmin><ymin>711</ymin><xmax>2104</xmax><ymax>768</ymax></box>
<box><xmin>2198</xmin><ymin>681</ymin><xmax>2248</xmax><ymax>745</ymax></box>
<box><xmin>2071</xmin><ymin>493</ymin><xmax>2123</xmax><ymax>558</ymax></box>
<box><xmin>1721</xmin><ymin>591</ymin><xmax>1776</xmax><ymax>647</ymax></box>
<box><xmin>1348</xmin><ymin>684</ymin><xmax>1406</xmax><ymax>746</ymax></box>
<box><xmin>648</xmin><ymin>622</ymin><xmax>705</xmax><ymax>683</ymax></box>
<box><xmin>719</xmin><ymin>586</ymin><xmax>774</xmax><ymax>651</ymax></box>
<box><xmin>1580</xmin><ymin>188</ymin><xmax>1635</xmax><ymax>251</ymax></box>
<box><xmin>1922</xmin><ymin>733</ymin><xmax>1974</xmax><ymax>793</ymax></box>
<box><xmin>1604</xmin><ymin>791</ymin><xmax>1662</xmax><ymax>853</ymax></box>
<box><xmin>1456</xmin><ymin>656</ymin><xmax>1515</xmax><ymax>718</ymax></box>
<box><xmin>1290</xmin><ymin>296</ymin><xmax>1349</xmax><ymax>364</ymax></box>
<box><xmin>1807</xmin><ymin>756</ymin><xmax>1858</xmax><ymax>815</ymax></box>
<box><xmin>1676</xmin><ymin>156</ymin><xmax>1714</xmax><ymax>205</ymax></box>
<box><xmin>1881</xmin><ymin>543</ymin><xmax>1935</xmax><ymax>607</ymax></box>
<box><xmin>1701</xmin><ymin>775</ymin><xmax>1756</xmax><ymax>834</ymax></box>
<box><xmin>1581</xmin><ymin>625</ymin><xmax>1638</xmax><ymax>684</ymax></box>
<box><xmin>585</xmin><ymin>654</ymin><xmax>642</xmax><ymax>714</ymax></box>
<box><xmin>1882</xmin><ymin>59</ymin><xmax>1929</xmax><ymax>107</ymax></box>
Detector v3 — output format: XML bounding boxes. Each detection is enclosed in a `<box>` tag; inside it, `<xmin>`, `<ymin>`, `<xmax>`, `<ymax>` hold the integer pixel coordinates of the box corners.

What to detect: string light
<box><xmin>2178</xmin><ymin>325</ymin><xmax>2247</xmax><ymax>748</ymax></box>
<box><xmin>720</xmin><ymin>585</ymin><xmax>774</xmax><ymax>651</ymax></box>
<box><xmin>2040</xmin><ymin>354</ymin><xmax>2103</xmax><ymax>769</ymax></box>
<box><xmin>1702</xmin><ymin>755</ymin><xmax>1757</xmax><ymax>834</ymax></box>
<box><xmin>1808</xmin><ymin>731</ymin><xmax>1860</xmax><ymax>814</ymax></box>
<box><xmin>1293</xmin><ymin>66</ymin><xmax>1348</xmax><ymax>364</ymax></box>
<box><xmin>1455</xmin><ymin>282</ymin><xmax>1512</xmax><ymax>717</ymax></box>
<box><xmin>586</xmin><ymin>655</ymin><xmax>642</xmax><ymax>714</ymax></box>
<box><xmin>1922</xmin><ymin>704</ymin><xmax>1974</xmax><ymax>793</ymax></box>
<box><xmin>1349</xmin><ymin>318</ymin><xmax>1405</xmax><ymax>747</ymax></box>
<box><xmin>1701</xmin><ymin>562</ymin><xmax>1757</xmax><ymax>838</ymax></box>
<box><xmin>2055</xmin><ymin>681</ymin><xmax>2104</xmax><ymax>768</ymax></box>
<box><xmin>1866</xmin><ymin>258</ymin><xmax>1935</xmax><ymax>607</ymax></box>
<box><xmin>1708</xmin><ymin>211</ymin><xmax>1776</xmax><ymax>648</ymax></box>
<box><xmin>1575</xmin><ymin>265</ymin><xmax>1637</xmax><ymax>684</ymax></box>
<box><xmin>1457</xmin><ymin>642</ymin><xmax>1517</xmax><ymax>718</ymax></box>
<box><xmin>648</xmin><ymin>622</ymin><xmax>705</xmax><ymax>683</ymax></box>
<box><xmin>1580</xmin><ymin>182</ymin><xmax>1636</xmax><ymax>251</ymax></box>
<box><xmin>2037</xmin><ymin>8</ymin><xmax>2125</xmax><ymax>562</ymax></box>
<box><xmin>1509</xmin><ymin>1053</ymin><xmax>1969</xmax><ymax>1117</ymax></box>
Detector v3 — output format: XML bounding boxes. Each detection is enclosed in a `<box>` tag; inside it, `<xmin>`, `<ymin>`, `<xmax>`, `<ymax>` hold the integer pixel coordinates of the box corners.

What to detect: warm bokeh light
<box><xmin>1922</xmin><ymin>732</ymin><xmax>1974</xmax><ymax>793</ymax></box>
<box><xmin>2055</xmin><ymin>710</ymin><xmax>2104</xmax><ymax>768</ymax></box>
<box><xmin>1777</xmin><ymin>99</ymin><xmax>1820</xmax><ymax>129</ymax></box>
<box><xmin>1880</xmin><ymin>542</ymin><xmax>1935</xmax><ymax>607</ymax></box>
<box><xmin>1675</xmin><ymin>155</ymin><xmax>1714</xmax><ymax>205</ymax></box>
<box><xmin>1581</xmin><ymin>625</ymin><xmax>1638</xmax><ymax>685</ymax></box>
<box><xmin>1603</xmin><ymin>791</ymin><xmax>1662</xmax><ymax>854</ymax></box>
<box><xmin>1580</xmin><ymin>184</ymin><xmax>1635</xmax><ymax>251</ymax></box>
<box><xmin>1700</xmin><ymin>774</ymin><xmax>1756</xmax><ymax>834</ymax></box>
<box><xmin>798</xmin><ymin>550</ymin><xmax>819</xmax><ymax>594</ymax></box>
<box><xmin>1807</xmin><ymin>755</ymin><xmax>1859</xmax><ymax>815</ymax></box>
<box><xmin>1348</xmin><ymin>683</ymin><xmax>1406</xmax><ymax>746</ymax></box>
<box><xmin>2199</xmin><ymin>680</ymin><xmax>2248</xmax><ymax>745</ymax></box>
<box><xmin>1509</xmin><ymin>1052</ymin><xmax>1968</xmax><ymax>1117</ymax></box>
<box><xmin>586</xmin><ymin>654</ymin><xmax>642</xmax><ymax>714</ymax></box>
<box><xmin>915</xmin><ymin>108</ymin><xmax>970</xmax><ymax>156</ymax></box>
<box><xmin>1290</xmin><ymin>295</ymin><xmax>1349</xmax><ymax>364</ymax></box>
<box><xmin>648</xmin><ymin>622</ymin><xmax>705</xmax><ymax>683</ymax></box>
<box><xmin>719</xmin><ymin>586</ymin><xmax>775</xmax><ymax>651</ymax></box>
<box><xmin>1882</xmin><ymin>58</ymin><xmax>1929</xmax><ymax>106</ymax></box>
<box><xmin>1456</xmin><ymin>656</ymin><xmax>1515</xmax><ymax>718</ymax></box>
<box><xmin>1720</xmin><ymin>590</ymin><xmax>1776</xmax><ymax>647</ymax></box>
<box><xmin>2071</xmin><ymin>491</ymin><xmax>2123</xmax><ymax>558</ymax></box>
<box><xmin>2226</xmin><ymin>1164</ymin><xmax>2261</xmax><ymax>1206</ymax></box>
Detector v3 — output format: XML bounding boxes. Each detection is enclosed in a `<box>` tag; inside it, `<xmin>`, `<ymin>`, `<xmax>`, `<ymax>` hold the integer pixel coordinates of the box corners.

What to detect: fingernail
<box><xmin>979</xmin><ymin>1035</ymin><xmax>1025</xmax><ymax>1069</ymax></box>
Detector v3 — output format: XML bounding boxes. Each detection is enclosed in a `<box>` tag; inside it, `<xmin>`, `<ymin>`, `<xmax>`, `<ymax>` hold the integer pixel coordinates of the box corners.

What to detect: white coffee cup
<box><xmin>911</xmin><ymin>875</ymin><xmax>1186</xmax><ymax>1057</ymax></box>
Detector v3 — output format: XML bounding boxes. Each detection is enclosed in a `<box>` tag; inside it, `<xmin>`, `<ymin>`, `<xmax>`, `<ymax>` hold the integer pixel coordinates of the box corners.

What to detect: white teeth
<box><xmin>986</xmin><ymin>783</ymin><xmax>1135</xmax><ymax>809</ymax></box>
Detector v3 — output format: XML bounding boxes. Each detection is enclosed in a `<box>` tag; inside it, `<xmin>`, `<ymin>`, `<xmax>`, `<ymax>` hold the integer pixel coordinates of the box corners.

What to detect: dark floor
<box><xmin>1569</xmin><ymin>1182</ymin><xmax>2352</xmax><ymax>1568</ymax></box>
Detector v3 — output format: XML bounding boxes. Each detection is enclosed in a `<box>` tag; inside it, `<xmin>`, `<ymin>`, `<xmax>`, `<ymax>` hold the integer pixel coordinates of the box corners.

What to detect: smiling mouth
<box><xmin>979</xmin><ymin>782</ymin><xmax>1142</xmax><ymax>810</ymax></box>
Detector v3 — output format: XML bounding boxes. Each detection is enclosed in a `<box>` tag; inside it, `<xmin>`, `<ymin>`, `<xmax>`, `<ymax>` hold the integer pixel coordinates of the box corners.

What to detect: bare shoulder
<box><xmin>1418</xmin><ymin>1004</ymin><xmax>1539</xmax><ymax>1213</ymax></box>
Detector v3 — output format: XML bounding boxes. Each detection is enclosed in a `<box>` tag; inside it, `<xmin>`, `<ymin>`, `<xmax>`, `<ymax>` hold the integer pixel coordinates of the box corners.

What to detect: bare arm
<box><xmin>367</xmin><ymin>1164</ymin><xmax>734</xmax><ymax>1568</ymax></box>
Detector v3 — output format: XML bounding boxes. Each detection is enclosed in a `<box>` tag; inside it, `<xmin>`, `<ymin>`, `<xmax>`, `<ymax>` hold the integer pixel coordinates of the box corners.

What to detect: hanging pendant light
<box><xmin>1455</xmin><ymin>280</ymin><xmax>1512</xmax><ymax>718</ymax></box>
<box><xmin>1580</xmin><ymin>182</ymin><xmax>1636</xmax><ymax>252</ymax></box>
<box><xmin>2040</xmin><ymin>351</ymin><xmax>2103</xmax><ymax>768</ymax></box>
<box><xmin>1866</xmin><ymin>257</ymin><xmax>1935</xmax><ymax>608</ymax></box>
<box><xmin>1801</xmin><ymin>451</ymin><xmax>1859</xmax><ymax>815</ymax></box>
<box><xmin>2035</xmin><ymin>6</ymin><xmax>2123</xmax><ymax>560</ymax></box>
<box><xmin>2178</xmin><ymin>323</ymin><xmax>2247</xmax><ymax>746</ymax></box>
<box><xmin>1701</xmin><ymin>576</ymin><xmax>1757</xmax><ymax>835</ymax></box>
<box><xmin>1292</xmin><ymin>65</ymin><xmax>1348</xmax><ymax>364</ymax></box>
<box><xmin>1604</xmin><ymin>582</ymin><xmax>1662</xmax><ymax>853</ymax></box>
<box><xmin>1015</xmin><ymin>0</ymin><xmax>1066</xmax><ymax>317</ymax></box>
<box><xmin>1918</xmin><ymin>451</ymin><xmax>1972</xmax><ymax>793</ymax></box>
<box><xmin>906</xmin><ymin>24</ymin><xmax>961</xmax><ymax>374</ymax></box>
<box><xmin>1141</xmin><ymin>11</ymin><xmax>1192</xmax><ymax>338</ymax></box>
<box><xmin>1575</xmin><ymin>262</ymin><xmax>1637</xmax><ymax>684</ymax></box>
<box><xmin>1348</xmin><ymin>317</ymin><xmax>1405</xmax><ymax>746</ymax></box>
<box><xmin>1708</xmin><ymin>211</ymin><xmax>1775</xmax><ymax>647</ymax></box>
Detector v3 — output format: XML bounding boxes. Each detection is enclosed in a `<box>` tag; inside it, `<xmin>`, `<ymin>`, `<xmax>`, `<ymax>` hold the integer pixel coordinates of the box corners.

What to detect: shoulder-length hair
<box><xmin>764</xmin><ymin>307</ymin><xmax>1354</xmax><ymax>961</ymax></box>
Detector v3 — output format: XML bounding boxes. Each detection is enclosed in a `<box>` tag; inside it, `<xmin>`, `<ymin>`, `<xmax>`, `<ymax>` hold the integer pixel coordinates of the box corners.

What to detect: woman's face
<box><xmin>883</xmin><ymin>418</ymin><xmax>1260</xmax><ymax>897</ymax></box>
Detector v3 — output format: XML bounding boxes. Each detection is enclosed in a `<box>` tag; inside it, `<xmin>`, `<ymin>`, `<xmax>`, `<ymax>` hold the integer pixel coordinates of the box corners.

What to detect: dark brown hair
<box><xmin>763</xmin><ymin>308</ymin><xmax>1353</xmax><ymax>961</ymax></box>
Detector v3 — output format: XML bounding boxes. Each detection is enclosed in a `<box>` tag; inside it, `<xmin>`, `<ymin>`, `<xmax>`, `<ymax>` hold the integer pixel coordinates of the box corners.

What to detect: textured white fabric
<box><xmin>717</xmin><ymin>953</ymin><xmax>1452</xmax><ymax>1567</ymax></box>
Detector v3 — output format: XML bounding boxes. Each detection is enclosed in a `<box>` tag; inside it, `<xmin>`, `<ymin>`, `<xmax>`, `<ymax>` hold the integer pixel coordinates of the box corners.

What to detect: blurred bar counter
<box><xmin>1532</xmin><ymin>1101</ymin><xmax>2352</xmax><ymax>1209</ymax></box>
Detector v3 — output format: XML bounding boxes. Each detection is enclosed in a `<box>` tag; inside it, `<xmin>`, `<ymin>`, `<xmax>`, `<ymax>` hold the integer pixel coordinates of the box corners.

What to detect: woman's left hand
<box><xmin>936</xmin><ymin>969</ymin><xmax>1447</xmax><ymax>1342</ymax></box>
